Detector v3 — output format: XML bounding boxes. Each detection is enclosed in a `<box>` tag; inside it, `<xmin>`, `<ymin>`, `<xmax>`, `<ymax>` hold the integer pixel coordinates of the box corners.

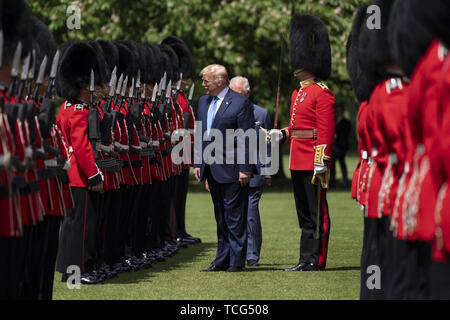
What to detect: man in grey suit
<box><xmin>230</xmin><ymin>76</ymin><xmax>272</xmax><ymax>267</ymax></box>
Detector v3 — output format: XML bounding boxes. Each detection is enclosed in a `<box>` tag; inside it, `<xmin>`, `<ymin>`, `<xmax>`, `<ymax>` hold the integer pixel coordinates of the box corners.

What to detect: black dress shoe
<box><xmin>226</xmin><ymin>266</ymin><xmax>244</xmax><ymax>272</ymax></box>
<box><xmin>247</xmin><ymin>259</ymin><xmax>260</xmax><ymax>266</ymax></box>
<box><xmin>80</xmin><ymin>272</ymin><xmax>103</xmax><ymax>285</ymax></box>
<box><xmin>301</xmin><ymin>263</ymin><xmax>321</xmax><ymax>271</ymax></box>
<box><xmin>284</xmin><ymin>262</ymin><xmax>307</xmax><ymax>272</ymax></box>
<box><xmin>201</xmin><ymin>265</ymin><xmax>227</xmax><ymax>272</ymax></box>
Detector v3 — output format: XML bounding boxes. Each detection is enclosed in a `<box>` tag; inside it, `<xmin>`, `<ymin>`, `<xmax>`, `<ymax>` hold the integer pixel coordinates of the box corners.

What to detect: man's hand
<box><xmin>205</xmin><ymin>179</ymin><xmax>210</xmax><ymax>192</ymax></box>
<box><xmin>268</xmin><ymin>129</ymin><xmax>283</xmax><ymax>144</ymax></box>
<box><xmin>193</xmin><ymin>167</ymin><xmax>201</xmax><ymax>182</ymax></box>
<box><xmin>264</xmin><ymin>177</ymin><xmax>271</xmax><ymax>188</ymax></box>
<box><xmin>314</xmin><ymin>164</ymin><xmax>327</xmax><ymax>174</ymax></box>
<box><xmin>90</xmin><ymin>182</ymin><xmax>104</xmax><ymax>193</ymax></box>
<box><xmin>311</xmin><ymin>166</ymin><xmax>330</xmax><ymax>189</ymax></box>
<box><xmin>239</xmin><ymin>172</ymin><xmax>251</xmax><ymax>187</ymax></box>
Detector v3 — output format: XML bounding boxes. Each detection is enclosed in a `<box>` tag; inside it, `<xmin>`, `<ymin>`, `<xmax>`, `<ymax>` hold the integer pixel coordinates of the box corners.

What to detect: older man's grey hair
<box><xmin>230</xmin><ymin>76</ymin><xmax>251</xmax><ymax>96</ymax></box>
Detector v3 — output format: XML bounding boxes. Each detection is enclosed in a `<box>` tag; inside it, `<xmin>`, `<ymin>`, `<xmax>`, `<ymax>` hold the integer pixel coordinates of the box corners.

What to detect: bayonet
<box><xmin>161</xmin><ymin>72</ymin><xmax>167</xmax><ymax>93</ymax></box>
<box><xmin>89</xmin><ymin>69</ymin><xmax>95</xmax><ymax>105</ymax></box>
<box><xmin>141</xmin><ymin>83</ymin><xmax>146</xmax><ymax>100</ymax></box>
<box><xmin>45</xmin><ymin>49</ymin><xmax>60</xmax><ymax>99</ymax></box>
<box><xmin>176</xmin><ymin>73</ymin><xmax>183</xmax><ymax>91</ymax></box>
<box><xmin>128</xmin><ymin>77</ymin><xmax>134</xmax><ymax>98</ymax></box>
<box><xmin>151</xmin><ymin>83</ymin><xmax>158</xmax><ymax>102</ymax></box>
<box><xmin>157</xmin><ymin>78</ymin><xmax>163</xmax><ymax>97</ymax></box>
<box><xmin>135</xmin><ymin>69</ymin><xmax>141</xmax><ymax>100</ymax></box>
<box><xmin>113</xmin><ymin>73</ymin><xmax>124</xmax><ymax>106</ymax></box>
<box><xmin>165</xmin><ymin>80</ymin><xmax>172</xmax><ymax>100</ymax></box>
<box><xmin>8</xmin><ymin>41</ymin><xmax>22</xmax><ymax>95</ymax></box>
<box><xmin>33</xmin><ymin>56</ymin><xmax>48</xmax><ymax>101</ymax></box>
<box><xmin>188</xmin><ymin>83</ymin><xmax>195</xmax><ymax>101</ymax></box>
<box><xmin>108</xmin><ymin>69</ymin><xmax>117</xmax><ymax>97</ymax></box>
<box><xmin>26</xmin><ymin>49</ymin><xmax>36</xmax><ymax>98</ymax></box>
<box><xmin>120</xmin><ymin>75</ymin><xmax>128</xmax><ymax>97</ymax></box>
<box><xmin>18</xmin><ymin>52</ymin><xmax>31</xmax><ymax>99</ymax></box>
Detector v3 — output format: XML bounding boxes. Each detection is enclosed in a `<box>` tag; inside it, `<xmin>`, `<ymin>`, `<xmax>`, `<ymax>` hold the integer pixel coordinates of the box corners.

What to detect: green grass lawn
<box><xmin>53</xmin><ymin>155</ymin><xmax>363</xmax><ymax>300</ymax></box>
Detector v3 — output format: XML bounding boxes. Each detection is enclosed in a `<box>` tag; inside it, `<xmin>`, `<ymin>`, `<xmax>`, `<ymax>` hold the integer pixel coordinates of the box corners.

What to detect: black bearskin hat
<box><xmin>30</xmin><ymin>16</ymin><xmax>55</xmax><ymax>76</ymax></box>
<box><xmin>289</xmin><ymin>14</ymin><xmax>331</xmax><ymax>80</ymax></box>
<box><xmin>2</xmin><ymin>0</ymin><xmax>32</xmax><ymax>60</ymax></box>
<box><xmin>114</xmin><ymin>41</ymin><xmax>138</xmax><ymax>81</ymax></box>
<box><xmin>358</xmin><ymin>0</ymin><xmax>395</xmax><ymax>84</ymax></box>
<box><xmin>55</xmin><ymin>41</ymin><xmax>103</xmax><ymax>100</ymax></box>
<box><xmin>97</xmin><ymin>40</ymin><xmax>119</xmax><ymax>76</ymax></box>
<box><xmin>160</xmin><ymin>43</ymin><xmax>180</xmax><ymax>82</ymax></box>
<box><xmin>146</xmin><ymin>43</ymin><xmax>163</xmax><ymax>83</ymax></box>
<box><xmin>161</xmin><ymin>36</ymin><xmax>192</xmax><ymax>79</ymax></box>
<box><xmin>88</xmin><ymin>40</ymin><xmax>109</xmax><ymax>86</ymax></box>
<box><xmin>388</xmin><ymin>1</ymin><xmax>433</xmax><ymax>78</ymax></box>
<box><xmin>410</xmin><ymin>0</ymin><xmax>450</xmax><ymax>48</ymax></box>
<box><xmin>114</xmin><ymin>41</ymin><xmax>138</xmax><ymax>80</ymax></box>
<box><xmin>347</xmin><ymin>5</ymin><xmax>377</xmax><ymax>102</ymax></box>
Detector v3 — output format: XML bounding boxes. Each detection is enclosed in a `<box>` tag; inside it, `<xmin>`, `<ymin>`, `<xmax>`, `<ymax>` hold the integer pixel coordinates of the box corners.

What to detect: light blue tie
<box><xmin>207</xmin><ymin>96</ymin><xmax>219</xmax><ymax>131</ymax></box>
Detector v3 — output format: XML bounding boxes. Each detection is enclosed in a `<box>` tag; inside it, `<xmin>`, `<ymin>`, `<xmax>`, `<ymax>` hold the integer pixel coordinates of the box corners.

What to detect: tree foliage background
<box><xmin>29</xmin><ymin>0</ymin><xmax>366</xmax><ymax>151</ymax></box>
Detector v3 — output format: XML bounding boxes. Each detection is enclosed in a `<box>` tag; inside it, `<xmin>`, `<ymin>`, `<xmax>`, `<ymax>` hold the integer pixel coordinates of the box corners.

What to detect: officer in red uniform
<box><xmin>161</xmin><ymin>36</ymin><xmax>201</xmax><ymax>246</ymax></box>
<box><xmin>270</xmin><ymin>14</ymin><xmax>335</xmax><ymax>272</ymax></box>
<box><xmin>386</xmin><ymin>0</ymin><xmax>434</xmax><ymax>300</ymax></box>
<box><xmin>55</xmin><ymin>41</ymin><xmax>104</xmax><ymax>285</ymax></box>
<box><xmin>407</xmin><ymin>0</ymin><xmax>450</xmax><ymax>299</ymax></box>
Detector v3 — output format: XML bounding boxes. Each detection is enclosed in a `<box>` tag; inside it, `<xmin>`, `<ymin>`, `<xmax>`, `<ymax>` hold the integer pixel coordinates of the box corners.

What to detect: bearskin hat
<box><xmin>388</xmin><ymin>1</ymin><xmax>433</xmax><ymax>78</ymax></box>
<box><xmin>161</xmin><ymin>36</ymin><xmax>192</xmax><ymax>79</ymax></box>
<box><xmin>146</xmin><ymin>43</ymin><xmax>163</xmax><ymax>84</ymax></box>
<box><xmin>410</xmin><ymin>0</ymin><xmax>450</xmax><ymax>48</ymax></box>
<box><xmin>358</xmin><ymin>0</ymin><xmax>396</xmax><ymax>84</ymax></box>
<box><xmin>160</xmin><ymin>43</ymin><xmax>180</xmax><ymax>82</ymax></box>
<box><xmin>289</xmin><ymin>14</ymin><xmax>331</xmax><ymax>80</ymax></box>
<box><xmin>55</xmin><ymin>41</ymin><xmax>103</xmax><ymax>100</ymax></box>
<box><xmin>97</xmin><ymin>40</ymin><xmax>119</xmax><ymax>76</ymax></box>
<box><xmin>2</xmin><ymin>0</ymin><xmax>32</xmax><ymax>60</ymax></box>
<box><xmin>88</xmin><ymin>40</ymin><xmax>109</xmax><ymax>86</ymax></box>
<box><xmin>30</xmin><ymin>16</ymin><xmax>55</xmax><ymax>76</ymax></box>
<box><xmin>114</xmin><ymin>41</ymin><xmax>138</xmax><ymax>80</ymax></box>
<box><xmin>347</xmin><ymin>5</ymin><xmax>377</xmax><ymax>102</ymax></box>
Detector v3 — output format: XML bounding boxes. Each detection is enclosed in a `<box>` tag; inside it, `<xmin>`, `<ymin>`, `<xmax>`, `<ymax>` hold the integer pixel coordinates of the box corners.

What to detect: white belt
<box><xmin>0</xmin><ymin>153</ymin><xmax>11</xmax><ymax>167</ymax></box>
<box><xmin>371</xmin><ymin>148</ymin><xmax>378</xmax><ymax>158</ymax></box>
<box><xmin>361</xmin><ymin>150</ymin><xmax>368</xmax><ymax>160</ymax></box>
<box><xmin>417</xmin><ymin>143</ymin><xmax>425</xmax><ymax>156</ymax></box>
<box><xmin>25</xmin><ymin>146</ymin><xmax>33</xmax><ymax>158</ymax></box>
<box><xmin>68</xmin><ymin>146</ymin><xmax>73</xmax><ymax>153</ymax></box>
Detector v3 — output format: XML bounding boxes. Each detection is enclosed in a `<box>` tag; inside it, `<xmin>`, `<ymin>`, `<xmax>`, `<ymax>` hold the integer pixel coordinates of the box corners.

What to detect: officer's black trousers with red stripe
<box><xmin>290</xmin><ymin>170</ymin><xmax>331</xmax><ymax>269</ymax></box>
<box><xmin>56</xmin><ymin>187</ymin><xmax>100</xmax><ymax>275</ymax></box>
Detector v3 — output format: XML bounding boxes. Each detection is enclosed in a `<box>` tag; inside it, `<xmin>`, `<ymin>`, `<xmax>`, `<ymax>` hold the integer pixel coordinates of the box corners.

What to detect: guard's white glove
<box><xmin>268</xmin><ymin>129</ymin><xmax>283</xmax><ymax>144</ymax></box>
<box><xmin>314</xmin><ymin>164</ymin><xmax>327</xmax><ymax>174</ymax></box>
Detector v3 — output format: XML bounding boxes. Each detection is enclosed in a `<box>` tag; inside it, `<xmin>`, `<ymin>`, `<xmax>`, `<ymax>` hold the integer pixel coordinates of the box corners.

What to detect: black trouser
<box><xmin>37</xmin><ymin>215</ymin><xmax>62</xmax><ymax>300</ymax></box>
<box><xmin>360</xmin><ymin>216</ymin><xmax>392</xmax><ymax>300</ymax></box>
<box><xmin>160</xmin><ymin>178</ymin><xmax>173</xmax><ymax>244</ymax></box>
<box><xmin>148</xmin><ymin>179</ymin><xmax>164</xmax><ymax>249</ymax></box>
<box><xmin>430</xmin><ymin>254</ymin><xmax>450</xmax><ymax>299</ymax></box>
<box><xmin>291</xmin><ymin>170</ymin><xmax>331</xmax><ymax>268</ymax></box>
<box><xmin>103</xmin><ymin>188</ymin><xmax>123</xmax><ymax>264</ymax></box>
<box><xmin>134</xmin><ymin>184</ymin><xmax>154</xmax><ymax>256</ymax></box>
<box><xmin>56</xmin><ymin>187</ymin><xmax>100</xmax><ymax>274</ymax></box>
<box><xmin>174</xmin><ymin>168</ymin><xmax>190</xmax><ymax>238</ymax></box>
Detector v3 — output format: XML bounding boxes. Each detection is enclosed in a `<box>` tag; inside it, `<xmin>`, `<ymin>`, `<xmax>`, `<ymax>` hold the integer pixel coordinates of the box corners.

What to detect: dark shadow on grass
<box><xmin>106</xmin><ymin>242</ymin><xmax>217</xmax><ymax>285</ymax></box>
<box><xmin>322</xmin><ymin>266</ymin><xmax>360</xmax><ymax>272</ymax></box>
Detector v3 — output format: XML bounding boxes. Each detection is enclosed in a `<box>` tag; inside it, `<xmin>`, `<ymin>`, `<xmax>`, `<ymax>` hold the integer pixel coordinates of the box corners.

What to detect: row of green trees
<box><xmin>29</xmin><ymin>0</ymin><xmax>366</xmax><ymax>146</ymax></box>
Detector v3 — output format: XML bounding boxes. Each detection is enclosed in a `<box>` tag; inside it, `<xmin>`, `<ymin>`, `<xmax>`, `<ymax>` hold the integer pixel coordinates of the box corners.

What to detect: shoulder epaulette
<box><xmin>316</xmin><ymin>82</ymin><xmax>329</xmax><ymax>90</ymax></box>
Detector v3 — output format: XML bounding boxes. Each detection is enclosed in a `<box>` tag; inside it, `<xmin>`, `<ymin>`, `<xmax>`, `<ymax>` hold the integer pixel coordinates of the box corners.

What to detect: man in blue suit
<box><xmin>229</xmin><ymin>76</ymin><xmax>272</xmax><ymax>267</ymax></box>
<box><xmin>193</xmin><ymin>64</ymin><xmax>255</xmax><ymax>272</ymax></box>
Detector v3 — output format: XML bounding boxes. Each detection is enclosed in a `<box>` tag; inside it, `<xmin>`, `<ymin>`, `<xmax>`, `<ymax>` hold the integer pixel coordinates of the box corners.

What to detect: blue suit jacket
<box><xmin>194</xmin><ymin>88</ymin><xmax>255</xmax><ymax>184</ymax></box>
<box><xmin>250</xmin><ymin>104</ymin><xmax>272</xmax><ymax>187</ymax></box>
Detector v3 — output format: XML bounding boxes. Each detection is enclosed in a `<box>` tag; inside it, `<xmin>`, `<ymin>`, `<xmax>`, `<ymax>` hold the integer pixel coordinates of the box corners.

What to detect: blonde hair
<box><xmin>200</xmin><ymin>64</ymin><xmax>229</xmax><ymax>86</ymax></box>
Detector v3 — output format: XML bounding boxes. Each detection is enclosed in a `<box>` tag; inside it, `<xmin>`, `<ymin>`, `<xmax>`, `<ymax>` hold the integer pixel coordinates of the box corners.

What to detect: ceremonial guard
<box><xmin>270</xmin><ymin>14</ymin><xmax>335</xmax><ymax>271</ymax></box>
<box><xmin>55</xmin><ymin>41</ymin><xmax>104</xmax><ymax>284</ymax></box>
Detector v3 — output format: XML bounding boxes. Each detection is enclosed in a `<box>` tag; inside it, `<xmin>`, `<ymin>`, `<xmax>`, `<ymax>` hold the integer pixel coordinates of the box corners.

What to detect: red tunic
<box><xmin>56</xmin><ymin>101</ymin><xmax>103</xmax><ymax>188</ymax></box>
<box><xmin>284</xmin><ymin>80</ymin><xmax>335</xmax><ymax>171</ymax></box>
